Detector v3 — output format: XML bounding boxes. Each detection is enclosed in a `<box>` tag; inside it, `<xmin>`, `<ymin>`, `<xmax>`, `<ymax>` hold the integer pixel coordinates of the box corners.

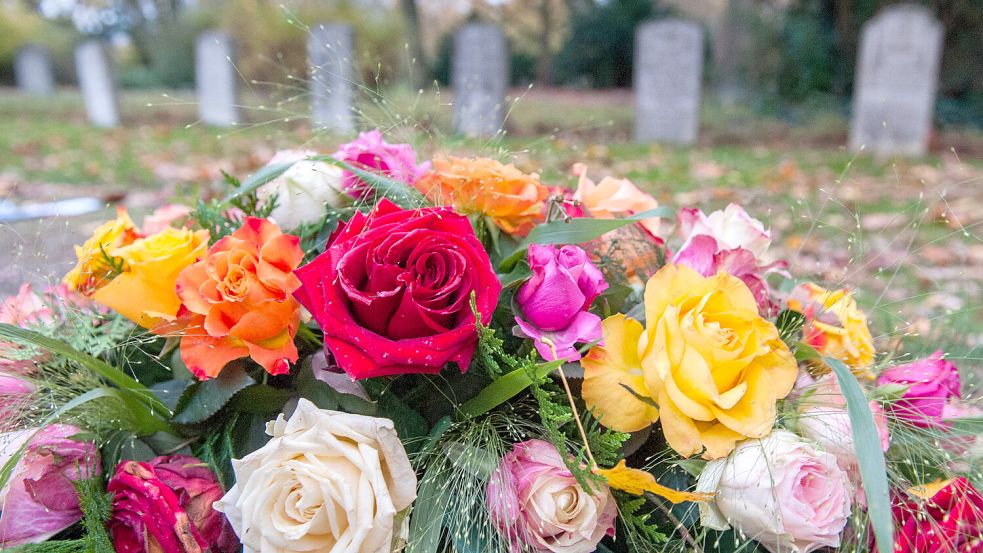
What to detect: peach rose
<box><xmin>572</xmin><ymin>163</ymin><xmax>661</xmax><ymax>238</ymax></box>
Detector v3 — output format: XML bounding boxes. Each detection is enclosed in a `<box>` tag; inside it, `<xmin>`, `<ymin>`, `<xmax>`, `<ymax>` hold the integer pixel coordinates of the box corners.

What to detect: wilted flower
<box><xmin>513</xmin><ymin>244</ymin><xmax>607</xmax><ymax>361</ymax></box>
<box><xmin>0</xmin><ymin>424</ymin><xmax>101</xmax><ymax>546</ymax></box>
<box><xmin>696</xmin><ymin>430</ymin><xmax>852</xmax><ymax>553</ymax></box>
<box><xmin>487</xmin><ymin>439</ymin><xmax>617</xmax><ymax>553</ymax></box>
<box><xmin>877</xmin><ymin>351</ymin><xmax>961</xmax><ymax>427</ymax></box>
<box><xmin>108</xmin><ymin>455</ymin><xmax>236</xmax><ymax>553</ymax></box>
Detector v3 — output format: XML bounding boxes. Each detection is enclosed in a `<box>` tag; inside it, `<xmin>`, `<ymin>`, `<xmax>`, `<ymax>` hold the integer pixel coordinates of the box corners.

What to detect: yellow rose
<box><xmin>63</xmin><ymin>209</ymin><xmax>139</xmax><ymax>294</ymax></box>
<box><xmin>92</xmin><ymin>227</ymin><xmax>208</xmax><ymax>328</ymax></box>
<box><xmin>787</xmin><ymin>283</ymin><xmax>875</xmax><ymax>377</ymax></box>
<box><xmin>582</xmin><ymin>264</ymin><xmax>797</xmax><ymax>460</ymax></box>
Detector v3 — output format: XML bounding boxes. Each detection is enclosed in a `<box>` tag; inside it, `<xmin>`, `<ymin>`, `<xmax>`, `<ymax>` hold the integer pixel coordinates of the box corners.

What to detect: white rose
<box><xmin>258</xmin><ymin>151</ymin><xmax>346</xmax><ymax>230</ymax></box>
<box><xmin>677</xmin><ymin>203</ymin><xmax>772</xmax><ymax>259</ymax></box>
<box><xmin>214</xmin><ymin>398</ymin><xmax>417</xmax><ymax>553</ymax></box>
<box><xmin>695</xmin><ymin>431</ymin><xmax>852</xmax><ymax>553</ymax></box>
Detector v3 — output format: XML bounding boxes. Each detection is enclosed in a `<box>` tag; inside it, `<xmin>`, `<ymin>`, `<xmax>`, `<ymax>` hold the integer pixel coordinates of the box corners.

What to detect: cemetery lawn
<box><xmin>1</xmin><ymin>87</ymin><xmax>982</xmax><ymax>379</ymax></box>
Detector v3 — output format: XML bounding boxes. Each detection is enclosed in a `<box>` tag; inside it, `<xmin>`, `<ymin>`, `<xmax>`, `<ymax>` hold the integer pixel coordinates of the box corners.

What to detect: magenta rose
<box><xmin>0</xmin><ymin>374</ymin><xmax>34</xmax><ymax>426</ymax></box>
<box><xmin>877</xmin><ymin>351</ymin><xmax>961</xmax><ymax>427</ymax></box>
<box><xmin>487</xmin><ymin>439</ymin><xmax>617</xmax><ymax>553</ymax></box>
<box><xmin>333</xmin><ymin>130</ymin><xmax>430</xmax><ymax>198</ymax></box>
<box><xmin>108</xmin><ymin>455</ymin><xmax>236</xmax><ymax>553</ymax></box>
<box><xmin>0</xmin><ymin>424</ymin><xmax>101</xmax><ymax>546</ymax></box>
<box><xmin>513</xmin><ymin>244</ymin><xmax>607</xmax><ymax>361</ymax></box>
<box><xmin>294</xmin><ymin>199</ymin><xmax>501</xmax><ymax>379</ymax></box>
<box><xmin>890</xmin><ymin>477</ymin><xmax>983</xmax><ymax>553</ymax></box>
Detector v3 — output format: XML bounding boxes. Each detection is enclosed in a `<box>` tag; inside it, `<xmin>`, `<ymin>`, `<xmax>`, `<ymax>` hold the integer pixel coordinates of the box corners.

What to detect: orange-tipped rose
<box><xmin>415</xmin><ymin>157</ymin><xmax>549</xmax><ymax>235</ymax></box>
<box><xmin>91</xmin><ymin>227</ymin><xmax>209</xmax><ymax>328</ymax></box>
<box><xmin>175</xmin><ymin>218</ymin><xmax>303</xmax><ymax>379</ymax></box>
<box><xmin>64</xmin><ymin>208</ymin><xmax>140</xmax><ymax>295</ymax></box>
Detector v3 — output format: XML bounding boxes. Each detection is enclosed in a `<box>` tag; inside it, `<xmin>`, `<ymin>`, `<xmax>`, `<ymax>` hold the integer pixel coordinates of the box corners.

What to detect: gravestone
<box><xmin>14</xmin><ymin>44</ymin><xmax>55</xmax><ymax>96</ymax></box>
<box><xmin>195</xmin><ymin>31</ymin><xmax>239</xmax><ymax>127</ymax></box>
<box><xmin>452</xmin><ymin>23</ymin><xmax>508</xmax><ymax>137</ymax></box>
<box><xmin>75</xmin><ymin>41</ymin><xmax>119</xmax><ymax>128</ymax></box>
<box><xmin>634</xmin><ymin>19</ymin><xmax>704</xmax><ymax>144</ymax></box>
<box><xmin>849</xmin><ymin>4</ymin><xmax>942</xmax><ymax>156</ymax></box>
<box><xmin>308</xmin><ymin>23</ymin><xmax>355</xmax><ymax>133</ymax></box>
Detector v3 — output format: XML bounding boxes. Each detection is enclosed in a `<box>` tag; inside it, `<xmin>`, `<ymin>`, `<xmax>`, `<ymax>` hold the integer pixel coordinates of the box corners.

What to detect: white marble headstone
<box><xmin>195</xmin><ymin>31</ymin><xmax>239</xmax><ymax>127</ymax></box>
<box><xmin>452</xmin><ymin>23</ymin><xmax>508</xmax><ymax>137</ymax></box>
<box><xmin>15</xmin><ymin>44</ymin><xmax>55</xmax><ymax>96</ymax></box>
<box><xmin>308</xmin><ymin>23</ymin><xmax>355</xmax><ymax>133</ymax></box>
<box><xmin>849</xmin><ymin>4</ymin><xmax>943</xmax><ymax>156</ymax></box>
<box><xmin>634</xmin><ymin>19</ymin><xmax>704</xmax><ymax>144</ymax></box>
<box><xmin>75</xmin><ymin>41</ymin><xmax>119</xmax><ymax>128</ymax></box>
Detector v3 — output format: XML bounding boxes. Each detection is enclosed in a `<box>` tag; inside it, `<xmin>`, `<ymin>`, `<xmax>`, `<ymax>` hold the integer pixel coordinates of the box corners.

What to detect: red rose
<box><xmin>107</xmin><ymin>455</ymin><xmax>237</xmax><ymax>553</ymax></box>
<box><xmin>890</xmin><ymin>477</ymin><xmax>983</xmax><ymax>552</ymax></box>
<box><xmin>294</xmin><ymin>199</ymin><xmax>501</xmax><ymax>379</ymax></box>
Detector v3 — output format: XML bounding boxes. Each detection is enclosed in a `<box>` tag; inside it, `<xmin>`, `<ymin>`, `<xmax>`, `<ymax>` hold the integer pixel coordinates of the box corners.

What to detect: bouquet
<box><xmin>0</xmin><ymin>130</ymin><xmax>980</xmax><ymax>553</ymax></box>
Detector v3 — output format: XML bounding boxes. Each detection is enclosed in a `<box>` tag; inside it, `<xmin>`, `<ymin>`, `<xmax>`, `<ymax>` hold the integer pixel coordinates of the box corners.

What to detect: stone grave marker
<box><xmin>15</xmin><ymin>44</ymin><xmax>55</xmax><ymax>96</ymax></box>
<box><xmin>452</xmin><ymin>23</ymin><xmax>508</xmax><ymax>137</ymax></box>
<box><xmin>196</xmin><ymin>31</ymin><xmax>239</xmax><ymax>127</ymax></box>
<box><xmin>634</xmin><ymin>19</ymin><xmax>704</xmax><ymax>144</ymax></box>
<box><xmin>849</xmin><ymin>4</ymin><xmax>943</xmax><ymax>156</ymax></box>
<box><xmin>308</xmin><ymin>23</ymin><xmax>355</xmax><ymax>133</ymax></box>
<box><xmin>75</xmin><ymin>41</ymin><xmax>120</xmax><ymax>128</ymax></box>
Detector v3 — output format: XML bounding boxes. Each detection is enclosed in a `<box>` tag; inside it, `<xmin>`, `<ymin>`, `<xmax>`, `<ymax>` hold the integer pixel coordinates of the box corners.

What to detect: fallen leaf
<box><xmin>594</xmin><ymin>460</ymin><xmax>712</xmax><ymax>504</ymax></box>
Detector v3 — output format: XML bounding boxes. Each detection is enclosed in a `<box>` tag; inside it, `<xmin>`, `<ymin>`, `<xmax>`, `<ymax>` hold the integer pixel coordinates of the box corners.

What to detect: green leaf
<box><xmin>775</xmin><ymin>309</ymin><xmax>806</xmax><ymax>347</ymax></box>
<box><xmin>826</xmin><ymin>357</ymin><xmax>893</xmax><ymax>553</ymax></box>
<box><xmin>521</xmin><ymin>206</ymin><xmax>673</xmax><ymax>247</ymax></box>
<box><xmin>311</xmin><ymin>156</ymin><xmax>429</xmax><ymax>208</ymax></box>
<box><xmin>0</xmin><ymin>323</ymin><xmax>172</xmax><ymax>425</ymax></box>
<box><xmin>406</xmin><ymin>471</ymin><xmax>446</xmax><ymax>553</ymax></box>
<box><xmin>296</xmin><ymin>361</ymin><xmax>377</xmax><ymax>416</ymax></box>
<box><xmin>221</xmin><ymin>161</ymin><xmax>292</xmax><ymax>204</ymax></box>
<box><xmin>458</xmin><ymin>360</ymin><xmax>563</xmax><ymax>420</ymax></box>
<box><xmin>231</xmin><ymin>385</ymin><xmax>293</xmax><ymax>414</ymax></box>
<box><xmin>172</xmin><ymin>364</ymin><xmax>255</xmax><ymax>425</ymax></box>
<box><xmin>794</xmin><ymin>341</ymin><xmax>821</xmax><ymax>362</ymax></box>
<box><xmin>377</xmin><ymin>389</ymin><xmax>429</xmax><ymax>454</ymax></box>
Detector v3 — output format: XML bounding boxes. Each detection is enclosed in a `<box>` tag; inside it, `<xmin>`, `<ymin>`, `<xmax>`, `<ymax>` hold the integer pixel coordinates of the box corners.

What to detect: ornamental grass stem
<box><xmin>544</xmin><ymin>338</ymin><xmax>598</xmax><ymax>470</ymax></box>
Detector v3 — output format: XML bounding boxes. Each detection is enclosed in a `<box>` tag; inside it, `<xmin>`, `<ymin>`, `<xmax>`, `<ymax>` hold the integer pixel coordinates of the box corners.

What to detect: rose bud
<box><xmin>108</xmin><ymin>455</ymin><xmax>236</xmax><ymax>553</ymax></box>
<box><xmin>877</xmin><ymin>351</ymin><xmax>961</xmax><ymax>427</ymax></box>
<box><xmin>513</xmin><ymin>244</ymin><xmax>607</xmax><ymax>362</ymax></box>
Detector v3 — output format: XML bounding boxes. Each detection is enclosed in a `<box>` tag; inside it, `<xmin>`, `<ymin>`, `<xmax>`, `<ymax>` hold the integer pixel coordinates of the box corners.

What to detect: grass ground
<box><xmin>1</xmin><ymin>85</ymin><xmax>982</xmax><ymax>387</ymax></box>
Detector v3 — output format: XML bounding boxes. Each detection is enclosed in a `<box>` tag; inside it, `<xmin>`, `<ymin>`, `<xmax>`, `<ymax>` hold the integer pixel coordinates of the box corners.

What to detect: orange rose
<box><xmin>175</xmin><ymin>217</ymin><xmax>303</xmax><ymax>379</ymax></box>
<box><xmin>415</xmin><ymin>157</ymin><xmax>549</xmax><ymax>235</ymax></box>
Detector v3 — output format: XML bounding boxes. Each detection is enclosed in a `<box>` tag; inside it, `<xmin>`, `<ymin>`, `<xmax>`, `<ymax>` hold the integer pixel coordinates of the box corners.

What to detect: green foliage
<box><xmin>76</xmin><ymin>477</ymin><xmax>114</xmax><ymax>553</ymax></box>
<box><xmin>553</xmin><ymin>0</ymin><xmax>662</xmax><ymax>88</ymax></box>
<box><xmin>617</xmin><ymin>494</ymin><xmax>669</xmax><ymax>548</ymax></box>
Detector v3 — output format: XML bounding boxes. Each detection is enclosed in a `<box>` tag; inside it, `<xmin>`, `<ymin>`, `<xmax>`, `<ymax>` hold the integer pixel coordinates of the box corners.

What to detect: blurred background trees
<box><xmin>0</xmin><ymin>0</ymin><xmax>979</xmax><ymax>127</ymax></box>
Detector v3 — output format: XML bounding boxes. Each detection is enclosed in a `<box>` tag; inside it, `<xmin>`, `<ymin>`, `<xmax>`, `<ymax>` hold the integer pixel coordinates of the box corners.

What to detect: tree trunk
<box><xmin>399</xmin><ymin>0</ymin><xmax>429</xmax><ymax>89</ymax></box>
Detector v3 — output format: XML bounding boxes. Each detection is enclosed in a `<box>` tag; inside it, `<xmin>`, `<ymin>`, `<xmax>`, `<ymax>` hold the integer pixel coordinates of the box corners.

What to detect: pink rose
<box><xmin>796</xmin><ymin>374</ymin><xmax>889</xmax><ymax>506</ymax></box>
<box><xmin>696</xmin><ymin>431</ymin><xmax>852</xmax><ymax>553</ymax></box>
<box><xmin>487</xmin><ymin>439</ymin><xmax>617</xmax><ymax>553</ymax></box>
<box><xmin>0</xmin><ymin>375</ymin><xmax>34</xmax><ymax>427</ymax></box>
<box><xmin>877</xmin><ymin>351</ymin><xmax>961</xmax><ymax>427</ymax></box>
<box><xmin>141</xmin><ymin>204</ymin><xmax>193</xmax><ymax>234</ymax></box>
<box><xmin>0</xmin><ymin>284</ymin><xmax>52</xmax><ymax>327</ymax></box>
<box><xmin>108</xmin><ymin>455</ymin><xmax>237</xmax><ymax>553</ymax></box>
<box><xmin>0</xmin><ymin>424</ymin><xmax>101</xmax><ymax>546</ymax></box>
<box><xmin>514</xmin><ymin>244</ymin><xmax>607</xmax><ymax>362</ymax></box>
<box><xmin>333</xmin><ymin>130</ymin><xmax>430</xmax><ymax>198</ymax></box>
<box><xmin>673</xmin><ymin>234</ymin><xmax>787</xmax><ymax>315</ymax></box>
<box><xmin>677</xmin><ymin>204</ymin><xmax>772</xmax><ymax>260</ymax></box>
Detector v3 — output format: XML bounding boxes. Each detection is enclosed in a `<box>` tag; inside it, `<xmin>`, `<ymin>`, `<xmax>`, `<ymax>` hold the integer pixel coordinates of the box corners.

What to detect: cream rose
<box><xmin>695</xmin><ymin>431</ymin><xmax>852</xmax><ymax>553</ymax></box>
<box><xmin>214</xmin><ymin>399</ymin><xmax>417</xmax><ymax>553</ymax></box>
<box><xmin>258</xmin><ymin>150</ymin><xmax>346</xmax><ymax>230</ymax></box>
<box><xmin>677</xmin><ymin>204</ymin><xmax>772</xmax><ymax>260</ymax></box>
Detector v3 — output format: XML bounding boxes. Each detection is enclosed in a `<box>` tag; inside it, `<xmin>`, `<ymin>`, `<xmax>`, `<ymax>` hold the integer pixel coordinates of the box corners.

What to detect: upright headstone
<box><xmin>308</xmin><ymin>23</ymin><xmax>355</xmax><ymax>133</ymax></box>
<box><xmin>75</xmin><ymin>41</ymin><xmax>119</xmax><ymax>128</ymax></box>
<box><xmin>14</xmin><ymin>44</ymin><xmax>55</xmax><ymax>96</ymax></box>
<box><xmin>849</xmin><ymin>4</ymin><xmax>942</xmax><ymax>156</ymax></box>
<box><xmin>195</xmin><ymin>31</ymin><xmax>239</xmax><ymax>127</ymax></box>
<box><xmin>634</xmin><ymin>19</ymin><xmax>704</xmax><ymax>144</ymax></box>
<box><xmin>452</xmin><ymin>23</ymin><xmax>508</xmax><ymax>137</ymax></box>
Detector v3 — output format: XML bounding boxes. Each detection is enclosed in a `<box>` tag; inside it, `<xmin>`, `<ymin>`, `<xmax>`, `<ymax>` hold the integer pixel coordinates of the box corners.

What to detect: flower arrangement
<box><xmin>0</xmin><ymin>130</ymin><xmax>980</xmax><ymax>553</ymax></box>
